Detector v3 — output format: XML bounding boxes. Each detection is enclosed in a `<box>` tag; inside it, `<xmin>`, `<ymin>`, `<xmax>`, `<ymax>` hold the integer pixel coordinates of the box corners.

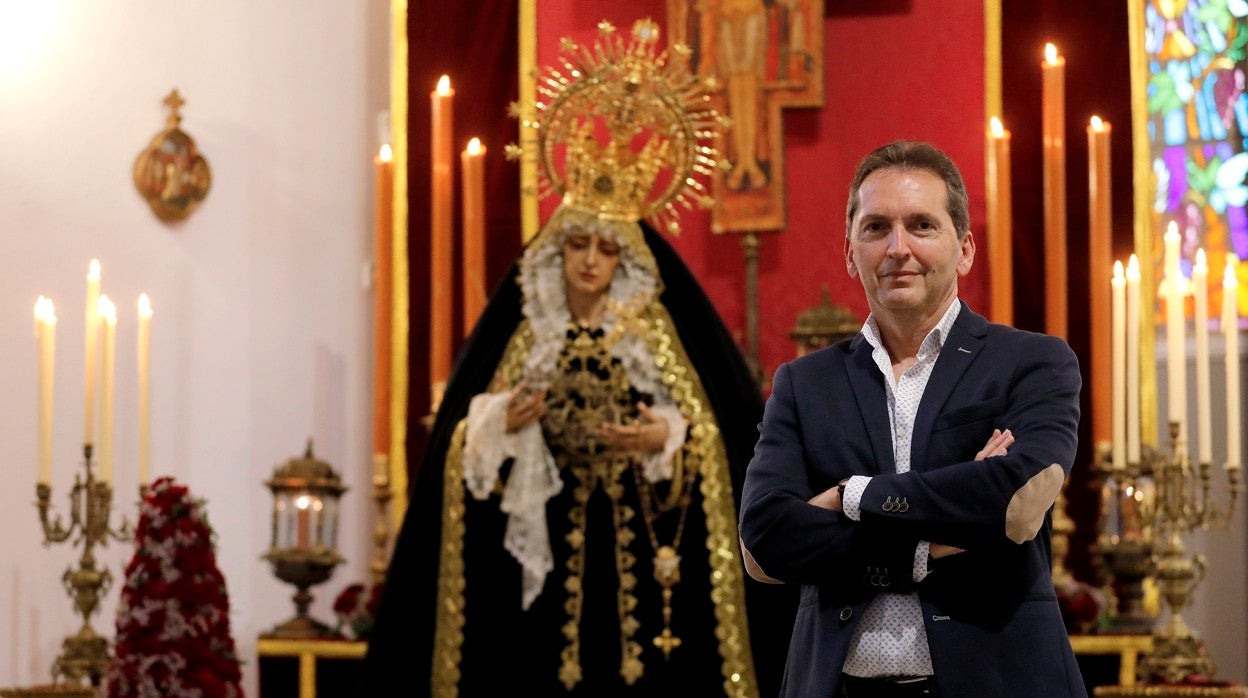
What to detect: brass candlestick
<box><xmin>35</xmin><ymin>443</ymin><xmax>134</xmax><ymax>686</ymax></box>
<box><xmin>1098</xmin><ymin>420</ymin><xmax>1242</xmax><ymax>685</ymax></box>
<box><xmin>1092</xmin><ymin>442</ymin><xmax>1161</xmax><ymax>635</ymax></box>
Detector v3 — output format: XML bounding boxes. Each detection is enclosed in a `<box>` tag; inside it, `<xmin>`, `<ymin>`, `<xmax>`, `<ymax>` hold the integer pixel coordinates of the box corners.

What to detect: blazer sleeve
<box><xmin>856</xmin><ymin>332</ymin><xmax>1081</xmax><ymax>550</ymax></box>
<box><xmin>739</xmin><ymin>361</ymin><xmax>922</xmax><ymax>590</ymax></box>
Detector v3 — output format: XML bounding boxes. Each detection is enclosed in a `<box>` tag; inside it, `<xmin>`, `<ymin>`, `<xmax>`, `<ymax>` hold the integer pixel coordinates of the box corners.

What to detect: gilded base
<box><xmin>0</xmin><ymin>686</ymin><xmax>97</xmax><ymax>698</ymax></box>
<box><xmin>1096</xmin><ymin>685</ymin><xmax>1248</xmax><ymax>697</ymax></box>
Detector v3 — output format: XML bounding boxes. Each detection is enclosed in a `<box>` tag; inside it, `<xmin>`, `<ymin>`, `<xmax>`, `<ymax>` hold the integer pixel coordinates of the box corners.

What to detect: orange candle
<box><xmin>35</xmin><ymin>297</ymin><xmax>57</xmax><ymax>485</ymax></box>
<box><xmin>430</xmin><ymin>75</ymin><xmax>454</xmax><ymax>407</ymax></box>
<box><xmin>461</xmin><ymin>137</ymin><xmax>486</xmax><ymax>338</ymax></box>
<box><xmin>374</xmin><ymin>144</ymin><xmax>393</xmax><ymax>455</ymax></box>
<box><xmin>986</xmin><ymin>117</ymin><xmax>1013</xmax><ymax>326</ymax></box>
<box><xmin>1088</xmin><ymin>116</ymin><xmax>1112</xmax><ymax>447</ymax></box>
<box><xmin>1042</xmin><ymin>43</ymin><xmax>1068</xmax><ymax>339</ymax></box>
<box><xmin>84</xmin><ymin>259</ymin><xmax>100</xmax><ymax>447</ymax></box>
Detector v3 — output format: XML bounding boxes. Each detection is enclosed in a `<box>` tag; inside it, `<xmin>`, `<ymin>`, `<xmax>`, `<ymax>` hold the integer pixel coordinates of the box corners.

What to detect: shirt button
<box><xmin>839</xmin><ymin>607</ymin><xmax>853</xmax><ymax>621</ymax></box>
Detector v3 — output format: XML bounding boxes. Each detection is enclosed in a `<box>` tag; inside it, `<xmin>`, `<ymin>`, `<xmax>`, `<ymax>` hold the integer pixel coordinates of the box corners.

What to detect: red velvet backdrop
<box><xmin>404</xmin><ymin>3</ymin><xmax>1137</xmax><ymax>583</ymax></box>
<box><xmin>406</xmin><ymin>0</ymin><xmax>521</xmax><ymax>465</ymax></box>
<box><xmin>536</xmin><ymin>0</ymin><xmax>989</xmax><ymax>388</ymax></box>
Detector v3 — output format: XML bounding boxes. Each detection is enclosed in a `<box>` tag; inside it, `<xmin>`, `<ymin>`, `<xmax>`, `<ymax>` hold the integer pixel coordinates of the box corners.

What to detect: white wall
<box><xmin>0</xmin><ymin>2</ymin><xmax>390</xmax><ymax>693</ymax></box>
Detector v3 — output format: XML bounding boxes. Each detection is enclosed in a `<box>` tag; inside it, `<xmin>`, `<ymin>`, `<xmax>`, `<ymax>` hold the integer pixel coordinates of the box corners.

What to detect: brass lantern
<box><xmin>789</xmin><ymin>285</ymin><xmax>860</xmax><ymax>357</ymax></box>
<box><xmin>262</xmin><ymin>439</ymin><xmax>347</xmax><ymax>639</ymax></box>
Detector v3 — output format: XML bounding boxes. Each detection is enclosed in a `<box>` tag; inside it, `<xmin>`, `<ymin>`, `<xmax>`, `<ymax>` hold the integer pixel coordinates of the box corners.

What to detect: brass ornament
<box><xmin>133</xmin><ymin>89</ymin><xmax>212</xmax><ymax>223</ymax></box>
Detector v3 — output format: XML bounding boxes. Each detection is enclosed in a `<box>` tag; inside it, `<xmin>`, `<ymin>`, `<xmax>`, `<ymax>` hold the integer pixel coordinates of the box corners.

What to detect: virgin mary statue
<box><xmin>362</xmin><ymin>19</ymin><xmax>796</xmax><ymax>697</ymax></box>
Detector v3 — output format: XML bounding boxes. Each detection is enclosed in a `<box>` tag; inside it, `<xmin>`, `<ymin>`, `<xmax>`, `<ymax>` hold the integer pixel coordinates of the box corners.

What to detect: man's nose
<box><xmin>886</xmin><ymin>226</ymin><xmax>911</xmax><ymax>257</ymax></box>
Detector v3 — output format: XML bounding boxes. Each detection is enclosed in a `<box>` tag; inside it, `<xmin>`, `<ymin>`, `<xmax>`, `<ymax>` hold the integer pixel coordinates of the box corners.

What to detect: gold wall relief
<box><xmin>133</xmin><ymin>89</ymin><xmax>211</xmax><ymax>223</ymax></box>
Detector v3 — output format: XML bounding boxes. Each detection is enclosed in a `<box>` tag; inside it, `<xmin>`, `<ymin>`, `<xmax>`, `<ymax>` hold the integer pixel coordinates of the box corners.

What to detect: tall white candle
<box><xmin>1225</xmin><ymin>256</ymin><xmax>1241</xmax><ymax>469</ymax></box>
<box><xmin>138</xmin><ymin>294</ymin><xmax>152</xmax><ymax>486</ymax></box>
<box><xmin>1112</xmin><ymin>261</ymin><xmax>1126</xmax><ymax>470</ymax></box>
<box><xmin>98</xmin><ymin>296</ymin><xmax>117</xmax><ymax>483</ymax></box>
<box><xmin>84</xmin><ymin>259</ymin><xmax>100</xmax><ymax>447</ymax></box>
<box><xmin>1194</xmin><ymin>250</ymin><xmax>1211</xmax><ymax>464</ymax></box>
<box><xmin>1127</xmin><ymin>255</ymin><xmax>1142</xmax><ymax>464</ymax></box>
<box><xmin>35</xmin><ymin>297</ymin><xmax>57</xmax><ymax>485</ymax></box>
<box><xmin>1164</xmin><ymin>222</ymin><xmax>1186</xmax><ymax>435</ymax></box>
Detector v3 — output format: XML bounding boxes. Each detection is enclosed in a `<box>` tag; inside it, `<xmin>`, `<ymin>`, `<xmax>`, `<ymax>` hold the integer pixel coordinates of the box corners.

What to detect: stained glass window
<box><xmin>1145</xmin><ymin>0</ymin><xmax>1248</xmax><ymax>317</ymax></box>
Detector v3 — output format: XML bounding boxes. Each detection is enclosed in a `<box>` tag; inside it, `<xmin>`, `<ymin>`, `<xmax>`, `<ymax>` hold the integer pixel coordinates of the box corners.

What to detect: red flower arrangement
<box><xmin>103</xmin><ymin>477</ymin><xmax>244</xmax><ymax>697</ymax></box>
<box><xmin>332</xmin><ymin>580</ymin><xmax>384</xmax><ymax>640</ymax></box>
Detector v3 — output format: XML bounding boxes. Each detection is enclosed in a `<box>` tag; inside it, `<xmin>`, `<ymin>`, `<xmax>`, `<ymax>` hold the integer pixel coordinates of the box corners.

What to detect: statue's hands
<box><xmin>505</xmin><ymin>378</ymin><xmax>548</xmax><ymax>432</ymax></box>
<box><xmin>596</xmin><ymin>402</ymin><xmax>669</xmax><ymax>454</ymax></box>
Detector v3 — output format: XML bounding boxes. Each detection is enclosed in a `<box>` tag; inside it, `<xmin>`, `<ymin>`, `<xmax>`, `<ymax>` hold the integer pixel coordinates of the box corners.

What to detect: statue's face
<box><xmin>563</xmin><ymin>227</ymin><xmax>622</xmax><ymax>300</ymax></box>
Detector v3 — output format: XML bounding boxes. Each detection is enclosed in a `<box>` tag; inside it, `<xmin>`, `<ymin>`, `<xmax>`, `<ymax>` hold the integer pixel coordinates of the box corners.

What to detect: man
<box><xmin>738</xmin><ymin>140</ymin><xmax>1087</xmax><ymax>697</ymax></box>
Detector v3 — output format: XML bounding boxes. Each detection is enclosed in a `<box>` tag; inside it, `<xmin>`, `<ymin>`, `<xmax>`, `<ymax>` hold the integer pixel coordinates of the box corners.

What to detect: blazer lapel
<box><xmin>845</xmin><ymin>334</ymin><xmax>896</xmax><ymax>476</ymax></box>
<box><xmin>911</xmin><ymin>303</ymin><xmax>989</xmax><ymax>472</ymax></box>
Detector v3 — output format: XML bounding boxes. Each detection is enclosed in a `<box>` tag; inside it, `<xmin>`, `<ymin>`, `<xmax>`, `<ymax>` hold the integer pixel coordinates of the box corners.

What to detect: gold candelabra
<box><xmin>1096</xmin><ymin>421</ymin><xmax>1242</xmax><ymax>685</ymax></box>
<box><xmin>35</xmin><ymin>443</ymin><xmax>134</xmax><ymax>686</ymax></box>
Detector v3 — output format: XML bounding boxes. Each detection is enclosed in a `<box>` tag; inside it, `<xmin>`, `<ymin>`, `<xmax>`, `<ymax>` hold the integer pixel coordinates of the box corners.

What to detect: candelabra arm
<box><xmin>37</xmin><ymin>482</ymin><xmax>76</xmax><ymax>544</ymax></box>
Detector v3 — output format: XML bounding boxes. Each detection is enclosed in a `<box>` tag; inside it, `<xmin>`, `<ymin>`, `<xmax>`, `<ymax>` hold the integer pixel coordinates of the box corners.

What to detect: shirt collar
<box><xmin>861</xmin><ymin>299</ymin><xmax>962</xmax><ymax>356</ymax></box>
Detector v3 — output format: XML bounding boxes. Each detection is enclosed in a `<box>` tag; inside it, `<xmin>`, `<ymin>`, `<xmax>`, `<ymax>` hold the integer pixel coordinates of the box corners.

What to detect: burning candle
<box><xmin>35</xmin><ymin>297</ymin><xmax>57</xmax><ymax>485</ymax></box>
<box><xmin>1225</xmin><ymin>256</ymin><xmax>1241</xmax><ymax>469</ymax></box>
<box><xmin>1088</xmin><ymin>116</ymin><xmax>1113</xmax><ymax>448</ymax></box>
<box><xmin>296</xmin><ymin>494</ymin><xmax>311</xmax><ymax>549</ymax></box>
<box><xmin>1127</xmin><ymin>255</ymin><xmax>1142</xmax><ymax>464</ymax></box>
<box><xmin>1112</xmin><ymin>262</ymin><xmax>1126</xmax><ymax>470</ymax></box>
<box><xmin>1042</xmin><ymin>43</ymin><xmax>1068</xmax><ymax>340</ymax></box>
<box><xmin>986</xmin><ymin>117</ymin><xmax>1013</xmax><ymax>326</ymax></box>
<box><xmin>1163</xmin><ymin>222</ymin><xmax>1186</xmax><ymax>435</ymax></box>
<box><xmin>374</xmin><ymin>143</ymin><xmax>393</xmax><ymax>456</ymax></box>
<box><xmin>430</xmin><ymin>75</ymin><xmax>454</xmax><ymax>407</ymax></box>
<box><xmin>1194</xmin><ymin>250</ymin><xmax>1211</xmax><ymax>464</ymax></box>
<box><xmin>138</xmin><ymin>294</ymin><xmax>152</xmax><ymax>486</ymax></box>
<box><xmin>84</xmin><ymin>259</ymin><xmax>100</xmax><ymax>447</ymax></box>
<box><xmin>462</xmin><ymin>137</ymin><xmax>487</xmax><ymax>337</ymax></box>
<box><xmin>97</xmin><ymin>295</ymin><xmax>117</xmax><ymax>483</ymax></box>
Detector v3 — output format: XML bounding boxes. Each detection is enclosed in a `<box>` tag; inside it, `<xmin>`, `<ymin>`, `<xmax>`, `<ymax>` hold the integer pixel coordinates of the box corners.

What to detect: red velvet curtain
<box><xmin>406</xmin><ymin>0</ymin><xmax>521</xmax><ymax>481</ymax></box>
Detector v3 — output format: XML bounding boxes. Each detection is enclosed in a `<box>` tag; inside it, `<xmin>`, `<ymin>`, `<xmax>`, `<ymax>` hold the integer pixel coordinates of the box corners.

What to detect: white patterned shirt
<box><xmin>840</xmin><ymin>299</ymin><xmax>962</xmax><ymax>678</ymax></box>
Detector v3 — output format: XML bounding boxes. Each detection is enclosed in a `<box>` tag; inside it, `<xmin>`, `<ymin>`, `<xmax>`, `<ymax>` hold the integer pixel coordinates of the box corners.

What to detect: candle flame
<box><xmin>436</xmin><ymin>74</ymin><xmax>451</xmax><ymax>95</ymax></box>
<box><xmin>1127</xmin><ymin>254</ymin><xmax>1140</xmax><ymax>280</ymax></box>
<box><xmin>138</xmin><ymin>293</ymin><xmax>153</xmax><ymax>318</ymax></box>
<box><xmin>1195</xmin><ymin>248</ymin><xmax>1207</xmax><ymax>274</ymax></box>
<box><xmin>1226</xmin><ymin>256</ymin><xmax>1240</xmax><ymax>289</ymax></box>
<box><xmin>34</xmin><ymin>296</ymin><xmax>56</xmax><ymax>335</ymax></box>
<box><xmin>88</xmin><ymin>258</ymin><xmax>100</xmax><ymax>281</ymax></box>
<box><xmin>1165</xmin><ymin>220</ymin><xmax>1179</xmax><ymax>241</ymax></box>
<box><xmin>466</xmin><ymin>137</ymin><xmax>482</xmax><ymax>155</ymax></box>
<box><xmin>989</xmin><ymin>116</ymin><xmax>1005</xmax><ymax>137</ymax></box>
<box><xmin>1044</xmin><ymin>43</ymin><xmax>1059</xmax><ymax>65</ymax></box>
<box><xmin>1090</xmin><ymin>115</ymin><xmax>1105</xmax><ymax>131</ymax></box>
<box><xmin>1113</xmin><ymin>259</ymin><xmax>1124</xmax><ymax>281</ymax></box>
<box><xmin>379</xmin><ymin>143</ymin><xmax>392</xmax><ymax>163</ymax></box>
<box><xmin>97</xmin><ymin>295</ymin><xmax>117</xmax><ymax>324</ymax></box>
<box><xmin>296</xmin><ymin>494</ymin><xmax>311</xmax><ymax>510</ymax></box>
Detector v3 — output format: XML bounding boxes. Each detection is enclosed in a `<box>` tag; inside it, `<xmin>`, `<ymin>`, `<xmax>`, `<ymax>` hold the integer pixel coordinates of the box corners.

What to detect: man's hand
<box><xmin>934</xmin><ymin>428</ymin><xmax>1016</xmax><ymax>558</ymax></box>
<box><xmin>807</xmin><ymin>481</ymin><xmax>844</xmax><ymax>512</ymax></box>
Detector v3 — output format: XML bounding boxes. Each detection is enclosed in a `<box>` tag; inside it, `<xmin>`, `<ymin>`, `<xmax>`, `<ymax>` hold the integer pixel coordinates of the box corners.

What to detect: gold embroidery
<box><xmin>431</xmin><ymin>420</ymin><xmax>469</xmax><ymax>698</ymax></box>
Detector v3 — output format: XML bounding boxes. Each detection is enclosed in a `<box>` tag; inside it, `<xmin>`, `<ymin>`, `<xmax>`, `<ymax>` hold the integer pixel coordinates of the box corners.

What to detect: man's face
<box><xmin>844</xmin><ymin>166</ymin><xmax>974</xmax><ymax>318</ymax></box>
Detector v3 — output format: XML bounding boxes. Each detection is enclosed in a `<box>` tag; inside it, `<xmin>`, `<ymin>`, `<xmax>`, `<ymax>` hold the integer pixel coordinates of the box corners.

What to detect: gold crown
<box><xmin>506</xmin><ymin>19</ymin><xmax>724</xmax><ymax>235</ymax></box>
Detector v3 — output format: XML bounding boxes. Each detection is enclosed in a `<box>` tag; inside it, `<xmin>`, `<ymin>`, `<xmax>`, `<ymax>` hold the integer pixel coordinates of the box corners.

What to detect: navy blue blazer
<box><xmin>739</xmin><ymin>302</ymin><xmax>1087</xmax><ymax>697</ymax></box>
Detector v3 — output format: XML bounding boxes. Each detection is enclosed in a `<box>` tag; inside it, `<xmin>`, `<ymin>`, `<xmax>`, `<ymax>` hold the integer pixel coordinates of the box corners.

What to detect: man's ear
<box><xmin>956</xmin><ymin>231</ymin><xmax>976</xmax><ymax>277</ymax></box>
<box><xmin>845</xmin><ymin>235</ymin><xmax>859</xmax><ymax>279</ymax></box>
